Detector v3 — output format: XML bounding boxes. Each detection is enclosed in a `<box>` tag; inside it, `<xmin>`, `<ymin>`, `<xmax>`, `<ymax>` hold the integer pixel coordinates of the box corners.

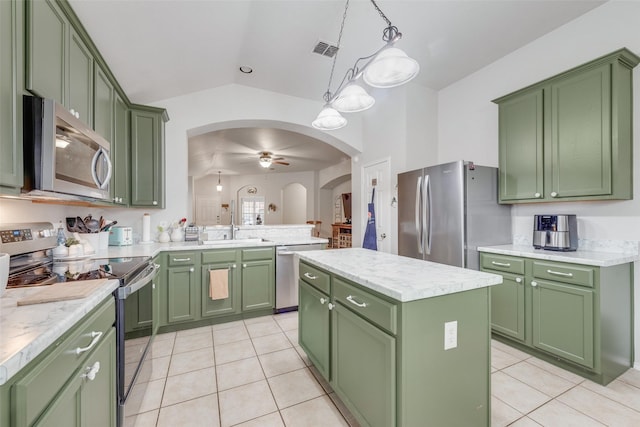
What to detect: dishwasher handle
<box><xmin>277</xmin><ymin>250</ymin><xmax>296</xmax><ymax>256</ymax></box>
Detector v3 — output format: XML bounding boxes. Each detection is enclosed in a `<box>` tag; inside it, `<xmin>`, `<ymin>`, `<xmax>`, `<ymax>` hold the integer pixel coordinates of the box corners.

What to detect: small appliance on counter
<box><xmin>184</xmin><ymin>225</ymin><xmax>199</xmax><ymax>242</ymax></box>
<box><xmin>533</xmin><ymin>214</ymin><xmax>578</xmax><ymax>251</ymax></box>
<box><xmin>109</xmin><ymin>226</ymin><xmax>133</xmax><ymax>246</ymax></box>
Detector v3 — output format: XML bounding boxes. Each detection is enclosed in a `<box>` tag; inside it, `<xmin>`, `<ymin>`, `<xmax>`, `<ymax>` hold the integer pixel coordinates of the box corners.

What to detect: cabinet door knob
<box><xmin>152</xmin><ymin>201</ymin><xmax>158</xmax><ymax>205</ymax></box>
<box><xmin>328</xmin><ymin>303</ymin><xmax>335</xmax><ymax>310</ymax></box>
<box><xmin>534</xmin><ymin>192</ymin><xmax>541</xmax><ymax>198</ymax></box>
<box><xmin>515</xmin><ymin>277</ymin><xmax>522</xmax><ymax>283</ymax></box>
<box><xmin>189</xmin><ymin>268</ymin><xmax>194</xmax><ymax>272</ymax></box>
<box><xmin>243</xmin><ymin>263</ymin><xmax>247</xmax><ymax>268</ymax></box>
<box><xmin>320</xmin><ymin>297</ymin><xmax>327</xmax><ymax>305</ymax></box>
<box><xmin>232</xmin><ymin>264</ymin><xmax>237</xmax><ymax>269</ymax></box>
<box><xmin>550</xmin><ymin>192</ymin><xmax>558</xmax><ymax>197</ymax></box>
<box><xmin>82</xmin><ymin>361</ymin><xmax>101</xmax><ymax>381</ymax></box>
<box><xmin>531</xmin><ymin>281</ymin><xmax>538</xmax><ymax>287</ymax></box>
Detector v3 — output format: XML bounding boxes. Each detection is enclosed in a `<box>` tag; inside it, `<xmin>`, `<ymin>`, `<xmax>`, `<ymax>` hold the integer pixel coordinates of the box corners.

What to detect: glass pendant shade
<box><xmin>312</xmin><ymin>105</ymin><xmax>347</xmax><ymax>130</ymax></box>
<box><xmin>363</xmin><ymin>47</ymin><xmax>420</xmax><ymax>88</ymax></box>
<box><xmin>332</xmin><ymin>83</ymin><xmax>375</xmax><ymax>113</ymax></box>
<box><xmin>216</xmin><ymin>172</ymin><xmax>223</xmax><ymax>191</ymax></box>
<box><xmin>259</xmin><ymin>158</ymin><xmax>272</xmax><ymax>168</ymax></box>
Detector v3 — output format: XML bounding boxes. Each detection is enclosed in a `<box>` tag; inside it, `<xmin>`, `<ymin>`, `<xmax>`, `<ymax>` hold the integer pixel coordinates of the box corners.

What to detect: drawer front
<box><xmin>333</xmin><ymin>277</ymin><xmax>397</xmax><ymax>335</ymax></box>
<box><xmin>13</xmin><ymin>297</ymin><xmax>115</xmax><ymax>426</ymax></box>
<box><xmin>202</xmin><ymin>249</ymin><xmax>237</xmax><ymax>264</ymax></box>
<box><xmin>168</xmin><ymin>252</ymin><xmax>196</xmax><ymax>266</ymax></box>
<box><xmin>480</xmin><ymin>253</ymin><xmax>525</xmax><ymax>275</ymax></box>
<box><xmin>299</xmin><ymin>262</ymin><xmax>330</xmax><ymax>295</ymax></box>
<box><xmin>532</xmin><ymin>261</ymin><xmax>595</xmax><ymax>287</ymax></box>
<box><xmin>241</xmin><ymin>247</ymin><xmax>274</xmax><ymax>261</ymax></box>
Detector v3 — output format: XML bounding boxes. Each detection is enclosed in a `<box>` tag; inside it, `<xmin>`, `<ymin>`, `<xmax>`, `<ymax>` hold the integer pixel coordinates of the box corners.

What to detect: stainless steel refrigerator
<box><xmin>398</xmin><ymin>160</ymin><xmax>511</xmax><ymax>270</ymax></box>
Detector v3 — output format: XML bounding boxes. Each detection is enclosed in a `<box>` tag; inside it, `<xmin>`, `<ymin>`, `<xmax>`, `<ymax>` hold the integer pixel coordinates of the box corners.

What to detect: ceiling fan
<box><xmin>259</xmin><ymin>151</ymin><xmax>289</xmax><ymax>168</ymax></box>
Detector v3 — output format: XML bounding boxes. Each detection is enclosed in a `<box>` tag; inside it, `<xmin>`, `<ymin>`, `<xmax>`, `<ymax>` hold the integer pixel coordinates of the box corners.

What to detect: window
<box><xmin>240</xmin><ymin>196</ymin><xmax>265</xmax><ymax>225</ymax></box>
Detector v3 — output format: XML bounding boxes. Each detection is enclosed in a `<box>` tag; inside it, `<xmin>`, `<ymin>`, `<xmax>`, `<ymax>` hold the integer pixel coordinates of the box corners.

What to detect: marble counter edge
<box><xmin>0</xmin><ymin>279</ymin><xmax>120</xmax><ymax>385</ymax></box>
<box><xmin>296</xmin><ymin>249</ymin><xmax>503</xmax><ymax>303</ymax></box>
<box><xmin>478</xmin><ymin>245</ymin><xmax>640</xmax><ymax>267</ymax></box>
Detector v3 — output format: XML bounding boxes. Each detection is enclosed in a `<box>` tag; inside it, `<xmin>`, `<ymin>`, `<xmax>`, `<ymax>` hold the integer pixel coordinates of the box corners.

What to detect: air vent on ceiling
<box><xmin>312</xmin><ymin>40</ymin><xmax>339</xmax><ymax>58</ymax></box>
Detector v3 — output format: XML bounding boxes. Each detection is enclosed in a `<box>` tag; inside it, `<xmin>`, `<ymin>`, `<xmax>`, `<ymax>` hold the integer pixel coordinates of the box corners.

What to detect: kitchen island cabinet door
<box><xmin>298</xmin><ymin>280</ymin><xmax>331</xmax><ymax>380</ymax></box>
<box><xmin>331</xmin><ymin>303</ymin><xmax>395</xmax><ymax>427</ymax></box>
<box><xmin>0</xmin><ymin>0</ymin><xmax>24</xmax><ymax>192</ymax></box>
<box><xmin>79</xmin><ymin>327</ymin><xmax>116</xmax><ymax>427</ymax></box>
<box><xmin>532</xmin><ymin>279</ymin><xmax>594</xmax><ymax>369</ymax></box>
<box><xmin>497</xmin><ymin>88</ymin><xmax>544</xmax><ymax>203</ymax></box>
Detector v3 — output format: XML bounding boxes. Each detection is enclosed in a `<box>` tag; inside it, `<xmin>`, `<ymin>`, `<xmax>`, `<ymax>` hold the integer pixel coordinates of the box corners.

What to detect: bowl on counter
<box><xmin>0</xmin><ymin>252</ymin><xmax>8</xmax><ymax>296</ymax></box>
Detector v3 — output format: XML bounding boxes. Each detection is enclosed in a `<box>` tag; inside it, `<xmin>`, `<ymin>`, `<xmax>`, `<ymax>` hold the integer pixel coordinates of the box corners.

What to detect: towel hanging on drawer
<box><xmin>209</xmin><ymin>269</ymin><xmax>229</xmax><ymax>300</ymax></box>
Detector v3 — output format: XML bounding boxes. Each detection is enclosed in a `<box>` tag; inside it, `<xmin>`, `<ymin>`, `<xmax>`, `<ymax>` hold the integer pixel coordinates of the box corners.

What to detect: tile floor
<box><xmin>125</xmin><ymin>311</ymin><xmax>640</xmax><ymax>426</ymax></box>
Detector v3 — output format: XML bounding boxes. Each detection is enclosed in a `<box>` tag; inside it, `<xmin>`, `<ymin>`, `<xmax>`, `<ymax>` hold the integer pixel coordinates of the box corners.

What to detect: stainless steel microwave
<box><xmin>23</xmin><ymin>96</ymin><xmax>112</xmax><ymax>201</ymax></box>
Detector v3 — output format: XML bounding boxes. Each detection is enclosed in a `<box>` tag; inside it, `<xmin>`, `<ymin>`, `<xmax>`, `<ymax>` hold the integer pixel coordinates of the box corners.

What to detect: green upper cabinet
<box><xmin>111</xmin><ymin>93</ymin><xmax>129</xmax><ymax>205</ymax></box>
<box><xmin>494</xmin><ymin>48</ymin><xmax>639</xmax><ymax>204</ymax></box>
<box><xmin>93</xmin><ymin>66</ymin><xmax>114</xmax><ymax>143</ymax></box>
<box><xmin>130</xmin><ymin>106</ymin><xmax>168</xmax><ymax>208</ymax></box>
<box><xmin>26</xmin><ymin>0</ymin><xmax>94</xmax><ymax>126</ymax></box>
<box><xmin>0</xmin><ymin>0</ymin><xmax>24</xmax><ymax>193</ymax></box>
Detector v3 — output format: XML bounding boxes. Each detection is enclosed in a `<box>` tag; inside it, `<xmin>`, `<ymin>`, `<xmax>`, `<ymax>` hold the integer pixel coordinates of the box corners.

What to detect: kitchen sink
<box><xmin>200</xmin><ymin>238</ymin><xmax>267</xmax><ymax>245</ymax></box>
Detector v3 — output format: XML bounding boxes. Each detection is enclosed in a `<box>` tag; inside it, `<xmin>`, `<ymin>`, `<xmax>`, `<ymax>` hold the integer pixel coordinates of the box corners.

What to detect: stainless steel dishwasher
<box><xmin>275</xmin><ymin>243</ymin><xmax>324</xmax><ymax>312</ymax></box>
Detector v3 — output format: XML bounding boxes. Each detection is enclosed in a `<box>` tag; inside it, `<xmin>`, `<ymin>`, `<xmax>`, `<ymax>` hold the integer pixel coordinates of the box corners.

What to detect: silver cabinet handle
<box><xmin>515</xmin><ymin>277</ymin><xmax>522</xmax><ymax>283</ymax></box>
<box><xmin>320</xmin><ymin>297</ymin><xmax>327</xmax><ymax>305</ymax></box>
<box><xmin>346</xmin><ymin>295</ymin><xmax>367</xmax><ymax>308</ymax></box>
<box><xmin>328</xmin><ymin>303</ymin><xmax>335</xmax><ymax>310</ymax></box>
<box><xmin>531</xmin><ymin>281</ymin><xmax>538</xmax><ymax>287</ymax></box>
<box><xmin>82</xmin><ymin>361</ymin><xmax>101</xmax><ymax>381</ymax></box>
<box><xmin>303</xmin><ymin>272</ymin><xmax>317</xmax><ymax>280</ymax></box>
<box><xmin>547</xmin><ymin>269</ymin><xmax>573</xmax><ymax>277</ymax></box>
<box><xmin>173</xmin><ymin>257</ymin><xmax>192</xmax><ymax>262</ymax></box>
<box><xmin>491</xmin><ymin>261</ymin><xmax>511</xmax><ymax>267</ymax></box>
<box><xmin>534</xmin><ymin>192</ymin><xmax>541</xmax><ymax>198</ymax></box>
<box><xmin>75</xmin><ymin>331</ymin><xmax>103</xmax><ymax>355</ymax></box>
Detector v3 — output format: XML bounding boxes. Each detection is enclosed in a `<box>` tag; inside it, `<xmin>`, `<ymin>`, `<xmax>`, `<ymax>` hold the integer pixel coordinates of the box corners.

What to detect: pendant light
<box><xmin>216</xmin><ymin>171</ymin><xmax>222</xmax><ymax>192</ymax></box>
<box><xmin>311</xmin><ymin>0</ymin><xmax>419</xmax><ymax>131</ymax></box>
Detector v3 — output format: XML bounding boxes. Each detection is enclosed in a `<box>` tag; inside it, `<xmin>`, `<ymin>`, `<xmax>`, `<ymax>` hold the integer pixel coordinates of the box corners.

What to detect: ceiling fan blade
<box><xmin>271</xmin><ymin>157</ymin><xmax>285</xmax><ymax>161</ymax></box>
<box><xmin>273</xmin><ymin>161</ymin><xmax>290</xmax><ymax>166</ymax></box>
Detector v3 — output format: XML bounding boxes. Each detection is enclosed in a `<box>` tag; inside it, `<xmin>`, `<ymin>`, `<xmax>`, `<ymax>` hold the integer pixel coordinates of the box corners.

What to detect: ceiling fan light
<box><xmin>312</xmin><ymin>106</ymin><xmax>347</xmax><ymax>130</ymax></box>
<box><xmin>363</xmin><ymin>47</ymin><xmax>420</xmax><ymax>88</ymax></box>
<box><xmin>259</xmin><ymin>157</ymin><xmax>272</xmax><ymax>168</ymax></box>
<box><xmin>332</xmin><ymin>83</ymin><xmax>375</xmax><ymax>113</ymax></box>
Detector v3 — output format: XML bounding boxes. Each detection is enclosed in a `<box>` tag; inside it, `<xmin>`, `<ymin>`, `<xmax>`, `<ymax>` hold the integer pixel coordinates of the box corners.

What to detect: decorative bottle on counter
<box><xmin>158</xmin><ymin>230</ymin><xmax>170</xmax><ymax>243</ymax></box>
<box><xmin>170</xmin><ymin>227</ymin><xmax>184</xmax><ymax>242</ymax></box>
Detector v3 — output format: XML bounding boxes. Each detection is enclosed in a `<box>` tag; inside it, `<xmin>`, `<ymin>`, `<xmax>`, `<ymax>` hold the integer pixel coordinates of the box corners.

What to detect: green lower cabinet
<box><xmin>201</xmin><ymin>263</ymin><xmax>240</xmax><ymax>318</ymax></box>
<box><xmin>490</xmin><ymin>272</ymin><xmax>525</xmax><ymax>341</ymax></box>
<box><xmin>166</xmin><ymin>265</ymin><xmax>198</xmax><ymax>324</ymax></box>
<box><xmin>331</xmin><ymin>303</ymin><xmax>395</xmax><ymax>427</ymax></box>
<box><xmin>532</xmin><ymin>279</ymin><xmax>594</xmax><ymax>368</ymax></box>
<box><xmin>298</xmin><ymin>280</ymin><xmax>331</xmax><ymax>380</ymax></box>
<box><xmin>241</xmin><ymin>258</ymin><xmax>274</xmax><ymax>312</ymax></box>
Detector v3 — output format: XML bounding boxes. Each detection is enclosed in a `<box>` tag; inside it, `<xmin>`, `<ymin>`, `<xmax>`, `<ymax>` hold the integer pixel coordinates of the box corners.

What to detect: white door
<box><xmin>362</xmin><ymin>159</ymin><xmax>391</xmax><ymax>253</ymax></box>
<box><xmin>195</xmin><ymin>196</ymin><xmax>220</xmax><ymax>225</ymax></box>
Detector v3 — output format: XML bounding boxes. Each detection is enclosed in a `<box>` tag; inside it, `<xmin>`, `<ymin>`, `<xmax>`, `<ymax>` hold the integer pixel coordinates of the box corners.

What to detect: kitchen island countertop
<box><xmin>0</xmin><ymin>279</ymin><xmax>120</xmax><ymax>385</ymax></box>
<box><xmin>296</xmin><ymin>248</ymin><xmax>502</xmax><ymax>302</ymax></box>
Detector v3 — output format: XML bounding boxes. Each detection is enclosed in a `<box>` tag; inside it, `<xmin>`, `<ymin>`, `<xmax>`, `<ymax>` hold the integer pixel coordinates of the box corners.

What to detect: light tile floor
<box><xmin>125</xmin><ymin>312</ymin><xmax>640</xmax><ymax>426</ymax></box>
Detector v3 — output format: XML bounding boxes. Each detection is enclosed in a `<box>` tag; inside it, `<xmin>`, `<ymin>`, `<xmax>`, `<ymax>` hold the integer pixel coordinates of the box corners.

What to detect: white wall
<box><xmin>437</xmin><ymin>0</ymin><xmax>640</xmax><ymax>367</ymax></box>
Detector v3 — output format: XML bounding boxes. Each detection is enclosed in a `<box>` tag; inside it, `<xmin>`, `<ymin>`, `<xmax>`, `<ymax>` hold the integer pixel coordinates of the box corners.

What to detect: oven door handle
<box><xmin>117</xmin><ymin>262</ymin><xmax>159</xmax><ymax>300</ymax></box>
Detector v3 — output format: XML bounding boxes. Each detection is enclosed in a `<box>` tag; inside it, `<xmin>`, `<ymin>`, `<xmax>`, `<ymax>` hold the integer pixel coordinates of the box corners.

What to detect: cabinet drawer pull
<box><xmin>491</xmin><ymin>261</ymin><xmax>511</xmax><ymax>267</ymax></box>
<box><xmin>75</xmin><ymin>331</ymin><xmax>103</xmax><ymax>355</ymax></box>
<box><xmin>173</xmin><ymin>257</ymin><xmax>191</xmax><ymax>262</ymax></box>
<box><xmin>82</xmin><ymin>361</ymin><xmax>101</xmax><ymax>381</ymax></box>
<box><xmin>546</xmin><ymin>269</ymin><xmax>573</xmax><ymax>277</ymax></box>
<box><xmin>346</xmin><ymin>295</ymin><xmax>367</xmax><ymax>308</ymax></box>
<box><xmin>303</xmin><ymin>272</ymin><xmax>317</xmax><ymax>280</ymax></box>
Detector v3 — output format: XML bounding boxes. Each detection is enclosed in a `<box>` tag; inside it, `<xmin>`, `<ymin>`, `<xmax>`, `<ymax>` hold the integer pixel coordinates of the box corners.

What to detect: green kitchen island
<box><xmin>296</xmin><ymin>248</ymin><xmax>503</xmax><ymax>427</ymax></box>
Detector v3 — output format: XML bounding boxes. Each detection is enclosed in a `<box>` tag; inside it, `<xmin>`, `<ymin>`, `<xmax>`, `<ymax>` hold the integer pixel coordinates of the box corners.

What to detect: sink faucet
<box><xmin>230</xmin><ymin>199</ymin><xmax>239</xmax><ymax>240</ymax></box>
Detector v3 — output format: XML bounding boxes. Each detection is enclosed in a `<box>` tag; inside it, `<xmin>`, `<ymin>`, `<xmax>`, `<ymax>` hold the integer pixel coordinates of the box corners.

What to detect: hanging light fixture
<box><xmin>311</xmin><ymin>0</ymin><xmax>420</xmax><ymax>131</ymax></box>
<box><xmin>259</xmin><ymin>157</ymin><xmax>272</xmax><ymax>168</ymax></box>
<box><xmin>216</xmin><ymin>171</ymin><xmax>223</xmax><ymax>192</ymax></box>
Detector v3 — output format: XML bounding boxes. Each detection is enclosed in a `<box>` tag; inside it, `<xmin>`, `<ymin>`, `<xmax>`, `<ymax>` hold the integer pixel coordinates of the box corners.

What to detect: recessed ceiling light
<box><xmin>239</xmin><ymin>66</ymin><xmax>253</xmax><ymax>74</ymax></box>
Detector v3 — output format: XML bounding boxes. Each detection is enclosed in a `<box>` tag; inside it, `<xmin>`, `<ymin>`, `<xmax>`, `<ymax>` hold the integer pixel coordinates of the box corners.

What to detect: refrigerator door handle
<box><xmin>424</xmin><ymin>174</ymin><xmax>432</xmax><ymax>255</ymax></box>
<box><xmin>415</xmin><ymin>176</ymin><xmax>423</xmax><ymax>254</ymax></box>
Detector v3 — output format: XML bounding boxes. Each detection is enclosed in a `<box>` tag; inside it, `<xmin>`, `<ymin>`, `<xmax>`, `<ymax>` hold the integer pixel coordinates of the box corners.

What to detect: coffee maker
<box><xmin>533</xmin><ymin>215</ymin><xmax>578</xmax><ymax>251</ymax></box>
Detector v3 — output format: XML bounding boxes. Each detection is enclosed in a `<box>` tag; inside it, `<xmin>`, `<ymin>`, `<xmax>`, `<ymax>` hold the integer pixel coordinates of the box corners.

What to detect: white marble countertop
<box><xmin>101</xmin><ymin>236</ymin><xmax>328</xmax><ymax>259</ymax></box>
<box><xmin>478</xmin><ymin>245</ymin><xmax>639</xmax><ymax>267</ymax></box>
<box><xmin>0</xmin><ymin>279</ymin><xmax>119</xmax><ymax>386</ymax></box>
<box><xmin>296</xmin><ymin>248</ymin><xmax>503</xmax><ymax>302</ymax></box>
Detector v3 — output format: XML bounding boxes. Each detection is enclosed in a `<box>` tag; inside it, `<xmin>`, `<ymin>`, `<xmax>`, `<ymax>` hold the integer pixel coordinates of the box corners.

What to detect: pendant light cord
<box><xmin>323</xmin><ymin>0</ymin><xmax>350</xmax><ymax>103</ymax></box>
<box><xmin>370</xmin><ymin>0</ymin><xmax>391</xmax><ymax>26</ymax></box>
